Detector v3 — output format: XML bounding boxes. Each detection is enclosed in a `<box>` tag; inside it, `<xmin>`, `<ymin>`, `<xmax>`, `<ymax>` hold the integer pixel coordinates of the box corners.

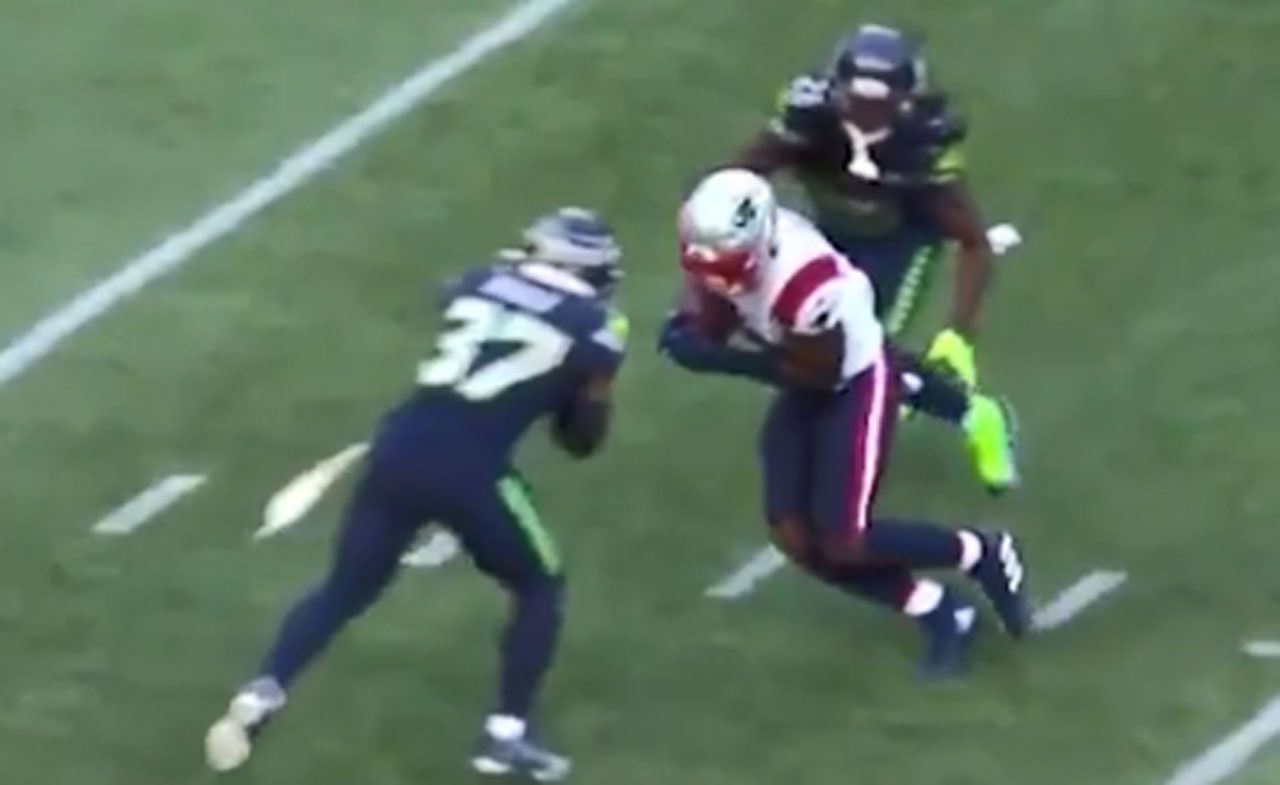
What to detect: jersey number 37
<box><xmin>418</xmin><ymin>296</ymin><xmax>571</xmax><ymax>401</ymax></box>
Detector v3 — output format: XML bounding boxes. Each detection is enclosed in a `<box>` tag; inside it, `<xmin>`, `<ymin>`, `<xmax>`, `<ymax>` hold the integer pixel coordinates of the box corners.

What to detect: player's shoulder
<box><xmin>509</xmin><ymin>263</ymin><xmax>627</xmax><ymax>355</ymax></box>
<box><xmin>441</xmin><ymin>262</ymin><xmax>502</xmax><ymax>298</ymax></box>
<box><xmin>769</xmin><ymin>71</ymin><xmax>840</xmax><ymax>145</ymax></box>
<box><xmin>775</xmin><ymin>208</ymin><xmax>839</xmax><ymax>264</ymax></box>
<box><xmin>887</xmin><ymin>91</ymin><xmax>968</xmax><ymax>183</ymax></box>
<box><xmin>769</xmin><ymin>212</ymin><xmax>843</xmax><ymax>323</ymax></box>
<box><xmin>901</xmin><ymin>92</ymin><xmax>967</xmax><ymax>145</ymax></box>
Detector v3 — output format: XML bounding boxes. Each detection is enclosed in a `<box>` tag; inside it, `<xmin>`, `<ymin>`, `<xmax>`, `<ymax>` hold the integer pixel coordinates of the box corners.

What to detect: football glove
<box><xmin>925</xmin><ymin>328</ymin><xmax>977</xmax><ymax>390</ymax></box>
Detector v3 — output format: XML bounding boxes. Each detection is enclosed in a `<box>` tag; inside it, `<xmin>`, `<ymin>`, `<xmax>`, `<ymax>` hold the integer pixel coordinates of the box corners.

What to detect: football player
<box><xmin>659</xmin><ymin>169</ymin><xmax>1031</xmax><ymax>678</ymax></box>
<box><xmin>204</xmin><ymin>208</ymin><xmax>628</xmax><ymax>781</ymax></box>
<box><xmin>731</xmin><ymin>24</ymin><xmax>995</xmax><ymax>396</ymax></box>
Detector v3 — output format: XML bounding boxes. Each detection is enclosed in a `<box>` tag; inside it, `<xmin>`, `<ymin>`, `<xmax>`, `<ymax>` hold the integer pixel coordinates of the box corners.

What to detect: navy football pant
<box><xmin>261</xmin><ymin>459</ymin><xmax>563</xmax><ymax>721</ymax></box>
<box><xmin>760</xmin><ymin>351</ymin><xmax>963</xmax><ymax>611</ymax></box>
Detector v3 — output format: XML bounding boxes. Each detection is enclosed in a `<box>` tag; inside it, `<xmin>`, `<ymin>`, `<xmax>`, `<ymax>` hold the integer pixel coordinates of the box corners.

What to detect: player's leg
<box><xmin>759</xmin><ymin>387</ymin><xmax>974</xmax><ymax>676</ymax></box>
<box><xmin>450</xmin><ymin>473</ymin><xmax>570</xmax><ymax>782</ymax></box>
<box><xmin>811</xmin><ymin>353</ymin><xmax>1032</xmax><ymax>641</ymax></box>
<box><xmin>205</xmin><ymin>469</ymin><xmax>421</xmax><ymax>771</ymax></box>
<box><xmin>760</xmin><ymin>390</ymin><xmax>819</xmax><ymax>566</ymax></box>
<box><xmin>806</xmin><ymin>353</ymin><xmax>994</xmax><ymax>675</ymax></box>
<box><xmin>895</xmin><ymin>347</ymin><xmax>1020</xmax><ymax>493</ymax></box>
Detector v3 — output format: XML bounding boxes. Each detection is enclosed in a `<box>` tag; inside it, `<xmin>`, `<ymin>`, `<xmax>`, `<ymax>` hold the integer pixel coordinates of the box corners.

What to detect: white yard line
<box><xmin>401</xmin><ymin>530</ymin><xmax>461</xmax><ymax>568</ymax></box>
<box><xmin>1164</xmin><ymin>694</ymin><xmax>1280</xmax><ymax>785</ymax></box>
<box><xmin>91</xmin><ymin>474</ymin><xmax>207</xmax><ymax>536</ymax></box>
<box><xmin>0</xmin><ymin>0</ymin><xmax>580</xmax><ymax>389</ymax></box>
<box><xmin>1031</xmin><ymin>569</ymin><xmax>1127</xmax><ymax>631</ymax></box>
<box><xmin>1243</xmin><ymin>641</ymin><xmax>1280</xmax><ymax>659</ymax></box>
<box><xmin>705</xmin><ymin>545</ymin><xmax>787</xmax><ymax>600</ymax></box>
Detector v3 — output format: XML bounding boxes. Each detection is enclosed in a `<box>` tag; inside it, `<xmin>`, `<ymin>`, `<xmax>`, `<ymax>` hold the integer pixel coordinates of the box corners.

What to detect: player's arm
<box><xmin>551</xmin><ymin>308</ymin><xmax>629</xmax><ymax>459</ymax></box>
<box><xmin>916</xmin><ymin>125</ymin><xmax>991</xmax><ymax>388</ymax></box>
<box><xmin>730</xmin><ymin>75</ymin><xmax>827</xmax><ymax>175</ymax></box>
<box><xmin>931</xmin><ymin>178</ymin><xmax>994</xmax><ymax>338</ymax></box>
<box><xmin>775</xmin><ymin>278</ymin><xmax>849</xmax><ymax>390</ymax></box>
<box><xmin>732</xmin><ymin>129</ymin><xmax>800</xmax><ymax>176</ymax></box>
<box><xmin>550</xmin><ymin>372</ymin><xmax>614</xmax><ymax>458</ymax></box>
<box><xmin>778</xmin><ymin>327</ymin><xmax>844</xmax><ymax>389</ymax></box>
<box><xmin>658</xmin><ymin>282</ymin><xmax>785</xmax><ymax>386</ymax></box>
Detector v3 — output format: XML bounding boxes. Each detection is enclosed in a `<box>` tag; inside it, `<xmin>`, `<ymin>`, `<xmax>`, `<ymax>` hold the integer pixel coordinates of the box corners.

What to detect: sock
<box><xmin>486</xmin><ymin>714</ymin><xmax>528</xmax><ymax>741</ymax></box>
<box><xmin>497</xmin><ymin>579</ymin><xmax>564</xmax><ymax>719</ymax></box>
<box><xmin>243</xmin><ymin>677</ymin><xmax>287</xmax><ymax>706</ymax></box>
<box><xmin>913</xmin><ymin>586</ymin><xmax>976</xmax><ymax>636</ymax></box>
<box><xmin>902</xmin><ymin>578</ymin><xmax>945</xmax><ymax>617</ymax></box>
<box><xmin>957</xmin><ymin>529</ymin><xmax>984</xmax><ymax>572</ymax></box>
<box><xmin>863</xmin><ymin>519</ymin><xmax>964</xmax><ymax>570</ymax></box>
<box><xmin>899</xmin><ymin>358</ymin><xmax>969</xmax><ymax>425</ymax></box>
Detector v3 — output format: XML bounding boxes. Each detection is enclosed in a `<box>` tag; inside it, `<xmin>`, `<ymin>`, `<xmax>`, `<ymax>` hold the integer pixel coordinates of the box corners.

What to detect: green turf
<box><xmin>0</xmin><ymin>0</ymin><xmax>512</xmax><ymax>338</ymax></box>
<box><xmin>3</xmin><ymin>0</ymin><xmax>1280</xmax><ymax>783</ymax></box>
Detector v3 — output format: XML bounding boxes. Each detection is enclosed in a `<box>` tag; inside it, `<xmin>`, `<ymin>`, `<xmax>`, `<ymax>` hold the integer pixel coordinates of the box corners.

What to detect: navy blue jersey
<box><xmin>769</xmin><ymin>74</ymin><xmax>966</xmax><ymax>237</ymax></box>
<box><xmin>380</xmin><ymin>261</ymin><xmax>626</xmax><ymax>469</ymax></box>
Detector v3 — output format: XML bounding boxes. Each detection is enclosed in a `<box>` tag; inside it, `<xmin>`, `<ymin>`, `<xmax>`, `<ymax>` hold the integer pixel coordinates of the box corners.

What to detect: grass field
<box><xmin>3</xmin><ymin>1</ymin><xmax>1280</xmax><ymax>784</ymax></box>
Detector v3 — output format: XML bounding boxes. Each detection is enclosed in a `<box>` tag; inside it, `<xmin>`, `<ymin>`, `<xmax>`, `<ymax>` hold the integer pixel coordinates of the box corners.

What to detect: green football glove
<box><xmin>925</xmin><ymin>328</ymin><xmax>978</xmax><ymax>390</ymax></box>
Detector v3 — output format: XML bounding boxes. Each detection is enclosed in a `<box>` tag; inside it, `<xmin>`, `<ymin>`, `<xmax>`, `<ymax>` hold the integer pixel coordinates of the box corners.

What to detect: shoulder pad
<box><xmin>890</xmin><ymin>94</ymin><xmax>968</xmax><ymax>184</ymax></box>
<box><xmin>904</xmin><ymin>93</ymin><xmax>967</xmax><ymax>146</ymax></box>
<box><xmin>590</xmin><ymin>308</ymin><xmax>629</xmax><ymax>354</ymax></box>
<box><xmin>791</xmin><ymin>279</ymin><xmax>845</xmax><ymax>336</ymax></box>
<box><xmin>769</xmin><ymin>74</ymin><xmax>837</xmax><ymax>146</ymax></box>
<box><xmin>771</xmin><ymin>255</ymin><xmax>842</xmax><ymax>330</ymax></box>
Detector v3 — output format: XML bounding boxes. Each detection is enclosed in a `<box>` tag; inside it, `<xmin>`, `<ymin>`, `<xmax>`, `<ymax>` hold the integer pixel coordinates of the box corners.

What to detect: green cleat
<box><xmin>963</xmin><ymin>395</ymin><xmax>1020</xmax><ymax>494</ymax></box>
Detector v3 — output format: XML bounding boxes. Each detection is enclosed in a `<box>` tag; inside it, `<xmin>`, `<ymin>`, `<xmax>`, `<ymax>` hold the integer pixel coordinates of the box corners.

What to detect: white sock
<box><xmin>486</xmin><ymin>714</ymin><xmax>527</xmax><ymax>741</ymax></box>
<box><xmin>244</xmin><ymin>677</ymin><xmax>287</xmax><ymax>710</ymax></box>
<box><xmin>958</xmin><ymin>530</ymin><xmax>984</xmax><ymax>572</ymax></box>
<box><xmin>902</xmin><ymin>579</ymin><xmax>945</xmax><ymax>617</ymax></box>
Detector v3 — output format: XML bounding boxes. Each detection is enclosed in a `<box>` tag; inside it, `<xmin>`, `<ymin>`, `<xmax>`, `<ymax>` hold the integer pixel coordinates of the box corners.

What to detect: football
<box><xmin>686</xmin><ymin>282</ymin><xmax>741</xmax><ymax>341</ymax></box>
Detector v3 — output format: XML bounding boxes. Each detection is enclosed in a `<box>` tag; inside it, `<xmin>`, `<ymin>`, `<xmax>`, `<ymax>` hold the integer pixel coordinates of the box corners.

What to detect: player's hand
<box><xmin>925</xmin><ymin>328</ymin><xmax>977</xmax><ymax>390</ymax></box>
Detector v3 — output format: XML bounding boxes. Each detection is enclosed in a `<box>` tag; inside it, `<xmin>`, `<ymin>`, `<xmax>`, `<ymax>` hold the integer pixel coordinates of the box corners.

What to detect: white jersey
<box><xmin>726</xmin><ymin>208</ymin><xmax>883</xmax><ymax>383</ymax></box>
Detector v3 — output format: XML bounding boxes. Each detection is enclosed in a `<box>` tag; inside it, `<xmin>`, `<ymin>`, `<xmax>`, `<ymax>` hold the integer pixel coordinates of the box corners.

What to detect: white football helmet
<box><xmin>678</xmin><ymin>168</ymin><xmax>779</xmax><ymax>295</ymax></box>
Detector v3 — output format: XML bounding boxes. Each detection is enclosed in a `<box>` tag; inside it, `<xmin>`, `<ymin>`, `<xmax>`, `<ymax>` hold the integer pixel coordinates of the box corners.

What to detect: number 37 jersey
<box><xmin>386</xmin><ymin>261</ymin><xmax>627</xmax><ymax>467</ymax></box>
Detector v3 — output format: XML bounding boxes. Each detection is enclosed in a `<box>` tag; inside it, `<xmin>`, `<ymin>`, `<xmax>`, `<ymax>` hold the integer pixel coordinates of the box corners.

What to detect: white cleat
<box><xmin>204</xmin><ymin>681</ymin><xmax>285</xmax><ymax>772</ymax></box>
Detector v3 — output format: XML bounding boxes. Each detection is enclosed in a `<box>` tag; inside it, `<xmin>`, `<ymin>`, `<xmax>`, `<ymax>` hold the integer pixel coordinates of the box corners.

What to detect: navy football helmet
<box><xmin>828</xmin><ymin>24</ymin><xmax>927</xmax><ymax>133</ymax></box>
<box><xmin>522</xmin><ymin>207</ymin><xmax>622</xmax><ymax>298</ymax></box>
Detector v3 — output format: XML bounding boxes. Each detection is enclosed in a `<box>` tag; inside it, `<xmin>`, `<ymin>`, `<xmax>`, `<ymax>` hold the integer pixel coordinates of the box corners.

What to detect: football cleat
<box><xmin>964</xmin><ymin>395</ymin><xmax>1020</xmax><ymax>494</ymax></box>
<box><xmin>472</xmin><ymin>732</ymin><xmax>572</xmax><ymax>782</ymax></box>
<box><xmin>204</xmin><ymin>678</ymin><xmax>286</xmax><ymax>772</ymax></box>
<box><xmin>918</xmin><ymin>597</ymin><xmax>980</xmax><ymax>681</ymax></box>
<box><xmin>969</xmin><ymin>531</ymin><xmax>1032</xmax><ymax>638</ymax></box>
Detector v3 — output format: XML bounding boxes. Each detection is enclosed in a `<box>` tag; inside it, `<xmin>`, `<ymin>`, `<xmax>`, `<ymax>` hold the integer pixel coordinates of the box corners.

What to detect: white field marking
<box><xmin>705</xmin><ymin>545</ymin><xmax>787</xmax><ymax>600</ymax></box>
<box><xmin>1243</xmin><ymin>641</ymin><xmax>1280</xmax><ymax>659</ymax></box>
<box><xmin>0</xmin><ymin>0</ymin><xmax>581</xmax><ymax>390</ymax></box>
<box><xmin>401</xmin><ymin>530</ymin><xmax>461</xmax><ymax>568</ymax></box>
<box><xmin>91</xmin><ymin>474</ymin><xmax>207</xmax><ymax>536</ymax></box>
<box><xmin>1031</xmin><ymin>569</ymin><xmax>1127</xmax><ymax>631</ymax></box>
<box><xmin>1164</xmin><ymin>694</ymin><xmax>1280</xmax><ymax>785</ymax></box>
<box><xmin>256</xmin><ymin>443</ymin><xmax>369</xmax><ymax>540</ymax></box>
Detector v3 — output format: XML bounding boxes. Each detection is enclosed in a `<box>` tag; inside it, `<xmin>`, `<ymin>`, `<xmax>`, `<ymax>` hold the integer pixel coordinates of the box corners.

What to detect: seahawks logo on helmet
<box><xmin>521</xmin><ymin>207</ymin><xmax>622</xmax><ymax>298</ymax></box>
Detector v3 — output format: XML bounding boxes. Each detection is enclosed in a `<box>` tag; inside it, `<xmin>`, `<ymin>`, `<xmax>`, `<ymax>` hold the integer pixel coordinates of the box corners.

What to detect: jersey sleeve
<box><xmin>769</xmin><ymin>255</ymin><xmax>845</xmax><ymax>335</ymax></box>
<box><xmin>767</xmin><ymin>74</ymin><xmax>835</xmax><ymax>149</ymax></box>
<box><xmin>909</xmin><ymin>95</ymin><xmax>969</xmax><ymax>185</ymax></box>
<box><xmin>572</xmin><ymin>305</ymin><xmax>629</xmax><ymax>377</ymax></box>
